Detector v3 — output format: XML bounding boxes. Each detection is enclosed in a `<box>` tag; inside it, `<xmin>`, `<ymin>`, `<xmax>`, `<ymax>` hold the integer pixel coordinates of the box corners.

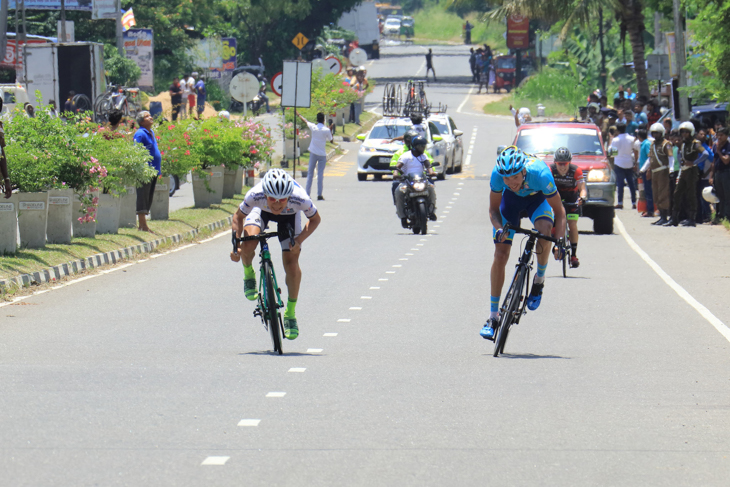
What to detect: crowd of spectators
<box><xmin>468</xmin><ymin>45</ymin><xmax>497</xmax><ymax>94</ymax></box>
<box><xmin>578</xmin><ymin>88</ymin><xmax>730</xmax><ymax>227</ymax></box>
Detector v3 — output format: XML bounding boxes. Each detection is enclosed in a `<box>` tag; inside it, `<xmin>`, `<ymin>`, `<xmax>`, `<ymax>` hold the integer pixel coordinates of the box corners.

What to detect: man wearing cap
<box><xmin>647</xmin><ymin>123</ymin><xmax>673</xmax><ymax>225</ymax></box>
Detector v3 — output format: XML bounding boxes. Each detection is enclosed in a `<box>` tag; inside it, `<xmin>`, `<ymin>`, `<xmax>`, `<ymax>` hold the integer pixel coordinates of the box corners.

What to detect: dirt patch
<box><xmin>472</xmin><ymin>92</ymin><xmax>509</xmax><ymax>112</ymax></box>
<box><xmin>146</xmin><ymin>91</ymin><xmax>219</xmax><ymax>119</ymax></box>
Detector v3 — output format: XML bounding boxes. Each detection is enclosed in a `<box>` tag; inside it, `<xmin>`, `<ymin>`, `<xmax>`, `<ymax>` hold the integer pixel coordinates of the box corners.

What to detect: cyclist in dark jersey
<box><xmin>549</xmin><ymin>147</ymin><xmax>587</xmax><ymax>268</ymax></box>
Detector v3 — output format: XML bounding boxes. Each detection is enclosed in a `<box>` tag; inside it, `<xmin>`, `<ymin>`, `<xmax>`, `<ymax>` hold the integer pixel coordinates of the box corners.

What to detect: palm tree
<box><xmin>456</xmin><ymin>0</ymin><xmax>650</xmax><ymax>98</ymax></box>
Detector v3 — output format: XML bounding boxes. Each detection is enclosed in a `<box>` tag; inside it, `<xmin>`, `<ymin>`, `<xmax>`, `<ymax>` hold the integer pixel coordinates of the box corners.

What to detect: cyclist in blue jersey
<box><xmin>480</xmin><ymin>146</ymin><xmax>567</xmax><ymax>340</ymax></box>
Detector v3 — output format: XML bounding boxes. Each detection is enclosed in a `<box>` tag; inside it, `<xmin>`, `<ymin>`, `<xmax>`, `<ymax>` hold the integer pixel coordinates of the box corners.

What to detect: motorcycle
<box><xmin>246</xmin><ymin>90</ymin><xmax>268</xmax><ymax>116</ymax></box>
<box><xmin>398</xmin><ymin>162</ymin><xmax>439</xmax><ymax>235</ymax></box>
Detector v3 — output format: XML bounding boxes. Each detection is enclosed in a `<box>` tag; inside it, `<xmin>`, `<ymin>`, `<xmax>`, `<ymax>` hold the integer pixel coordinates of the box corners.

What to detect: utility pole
<box><xmin>599</xmin><ymin>7</ymin><xmax>606</xmax><ymax>94</ymax></box>
<box><xmin>116</xmin><ymin>0</ymin><xmax>124</xmax><ymax>56</ymax></box>
<box><xmin>0</xmin><ymin>0</ymin><xmax>8</xmax><ymax>59</ymax></box>
<box><xmin>60</xmin><ymin>0</ymin><xmax>67</xmax><ymax>43</ymax></box>
<box><xmin>673</xmin><ymin>0</ymin><xmax>689</xmax><ymax>120</ymax></box>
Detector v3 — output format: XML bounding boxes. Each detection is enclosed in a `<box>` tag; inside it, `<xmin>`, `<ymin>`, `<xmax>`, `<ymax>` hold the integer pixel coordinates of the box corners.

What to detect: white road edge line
<box><xmin>201</xmin><ymin>456</ymin><xmax>230</xmax><ymax>466</ymax></box>
<box><xmin>456</xmin><ymin>85</ymin><xmax>475</xmax><ymax>113</ymax></box>
<box><xmin>615</xmin><ymin>216</ymin><xmax>730</xmax><ymax>343</ymax></box>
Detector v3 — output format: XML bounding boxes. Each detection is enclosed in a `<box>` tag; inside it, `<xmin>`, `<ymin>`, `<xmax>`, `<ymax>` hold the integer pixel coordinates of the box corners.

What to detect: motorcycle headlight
<box><xmin>413</xmin><ymin>182</ymin><xmax>426</xmax><ymax>192</ymax></box>
<box><xmin>587</xmin><ymin>168</ymin><xmax>611</xmax><ymax>182</ymax></box>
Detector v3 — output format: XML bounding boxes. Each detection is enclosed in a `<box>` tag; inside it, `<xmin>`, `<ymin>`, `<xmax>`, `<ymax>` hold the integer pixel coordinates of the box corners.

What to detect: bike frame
<box><xmin>257</xmin><ymin>241</ymin><xmax>284</xmax><ymax>315</ymax></box>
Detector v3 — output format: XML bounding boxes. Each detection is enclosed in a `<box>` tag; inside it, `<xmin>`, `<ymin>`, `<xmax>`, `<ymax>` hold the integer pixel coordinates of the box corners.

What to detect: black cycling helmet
<box><xmin>554</xmin><ymin>147</ymin><xmax>572</xmax><ymax>163</ymax></box>
<box><xmin>403</xmin><ymin>130</ymin><xmax>419</xmax><ymax>149</ymax></box>
<box><xmin>410</xmin><ymin>113</ymin><xmax>423</xmax><ymax>125</ymax></box>
<box><xmin>411</xmin><ymin>135</ymin><xmax>427</xmax><ymax>152</ymax></box>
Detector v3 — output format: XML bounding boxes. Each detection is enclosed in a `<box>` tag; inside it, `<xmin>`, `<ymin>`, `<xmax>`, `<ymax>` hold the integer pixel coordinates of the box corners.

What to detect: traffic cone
<box><xmin>637</xmin><ymin>174</ymin><xmax>646</xmax><ymax>213</ymax></box>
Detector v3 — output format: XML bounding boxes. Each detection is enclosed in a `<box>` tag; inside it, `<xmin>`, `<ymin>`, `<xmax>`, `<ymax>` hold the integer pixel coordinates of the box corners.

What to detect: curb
<box><xmin>0</xmin><ymin>216</ymin><xmax>234</xmax><ymax>290</ymax></box>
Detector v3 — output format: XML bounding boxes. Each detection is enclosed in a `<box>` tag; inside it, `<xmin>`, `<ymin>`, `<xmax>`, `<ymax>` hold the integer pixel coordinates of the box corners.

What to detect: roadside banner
<box><xmin>506</xmin><ymin>15</ymin><xmax>530</xmax><ymax>49</ymax></box>
<box><xmin>208</xmin><ymin>38</ymin><xmax>237</xmax><ymax>79</ymax></box>
<box><xmin>123</xmin><ymin>29</ymin><xmax>154</xmax><ymax>90</ymax></box>
<box><xmin>1</xmin><ymin>39</ymin><xmax>47</xmax><ymax>69</ymax></box>
<box><xmin>92</xmin><ymin>0</ymin><xmax>117</xmax><ymax>20</ymax></box>
<box><xmin>8</xmin><ymin>0</ymin><xmax>92</xmax><ymax>10</ymax></box>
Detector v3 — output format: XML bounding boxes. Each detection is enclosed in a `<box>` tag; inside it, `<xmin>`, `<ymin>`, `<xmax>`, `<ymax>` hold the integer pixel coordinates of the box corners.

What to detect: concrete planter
<box><xmin>150</xmin><ymin>182</ymin><xmax>169</xmax><ymax>220</ymax></box>
<box><xmin>17</xmin><ymin>191</ymin><xmax>49</xmax><ymax>248</ymax></box>
<box><xmin>0</xmin><ymin>194</ymin><xmax>18</xmax><ymax>254</ymax></box>
<box><xmin>299</xmin><ymin>136</ymin><xmax>311</xmax><ymax>154</ymax></box>
<box><xmin>223</xmin><ymin>166</ymin><xmax>243</xmax><ymax>199</ymax></box>
<box><xmin>335</xmin><ymin>107</ymin><xmax>347</xmax><ymax>127</ymax></box>
<box><xmin>46</xmin><ymin>188</ymin><xmax>73</xmax><ymax>244</ymax></box>
<box><xmin>118</xmin><ymin>187</ymin><xmax>137</xmax><ymax>228</ymax></box>
<box><xmin>192</xmin><ymin>166</ymin><xmax>225</xmax><ymax>208</ymax></box>
<box><xmin>96</xmin><ymin>193</ymin><xmax>121</xmax><ymax>234</ymax></box>
<box><xmin>72</xmin><ymin>190</ymin><xmax>99</xmax><ymax>239</ymax></box>
<box><xmin>234</xmin><ymin>167</ymin><xmax>245</xmax><ymax>194</ymax></box>
<box><xmin>284</xmin><ymin>140</ymin><xmax>300</xmax><ymax>160</ymax></box>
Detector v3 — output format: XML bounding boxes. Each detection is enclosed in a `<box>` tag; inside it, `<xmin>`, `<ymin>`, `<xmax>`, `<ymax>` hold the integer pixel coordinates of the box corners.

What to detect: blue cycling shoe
<box><xmin>526</xmin><ymin>282</ymin><xmax>544</xmax><ymax>311</ymax></box>
<box><xmin>480</xmin><ymin>318</ymin><xmax>498</xmax><ymax>341</ymax></box>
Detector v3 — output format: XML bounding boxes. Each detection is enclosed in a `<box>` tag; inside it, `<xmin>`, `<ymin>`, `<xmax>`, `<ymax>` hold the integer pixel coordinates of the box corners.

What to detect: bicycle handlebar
<box><xmin>503</xmin><ymin>223</ymin><xmax>560</xmax><ymax>244</ymax></box>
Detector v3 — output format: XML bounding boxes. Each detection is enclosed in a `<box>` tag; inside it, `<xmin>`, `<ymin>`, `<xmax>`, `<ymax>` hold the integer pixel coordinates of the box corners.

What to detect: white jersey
<box><xmin>411</xmin><ymin>122</ymin><xmax>428</xmax><ymax>139</ymax></box>
<box><xmin>398</xmin><ymin>151</ymin><xmax>431</xmax><ymax>175</ymax></box>
<box><xmin>239</xmin><ymin>181</ymin><xmax>318</xmax><ymax>218</ymax></box>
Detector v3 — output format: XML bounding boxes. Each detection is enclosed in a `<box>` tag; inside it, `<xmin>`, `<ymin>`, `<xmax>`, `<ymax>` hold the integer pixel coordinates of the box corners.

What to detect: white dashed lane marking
<box><xmin>307</xmin><ymin>348</ymin><xmax>323</xmax><ymax>353</ymax></box>
<box><xmin>349</xmin><ymin>307</ymin><xmax>362</xmax><ymax>310</ymax></box>
<box><xmin>201</xmin><ymin>456</ymin><xmax>230</xmax><ymax>466</ymax></box>
<box><xmin>238</xmin><ymin>419</ymin><xmax>261</xmax><ymax>427</ymax></box>
<box><xmin>337</xmin><ymin>318</ymin><xmax>351</xmax><ymax>322</ymax></box>
<box><xmin>378</xmin><ymin>278</ymin><xmax>389</xmax><ymax>281</ymax></box>
<box><xmin>370</xmin><ymin>286</ymin><xmax>380</xmax><ymax>289</ymax></box>
<box><xmin>266</xmin><ymin>392</ymin><xmax>286</xmax><ymax>398</ymax></box>
<box><xmin>324</xmin><ymin>333</ymin><xmax>338</xmax><ymax>337</ymax></box>
<box><xmin>361</xmin><ymin>296</ymin><xmax>373</xmax><ymax>299</ymax></box>
<box><xmin>386</xmin><ymin>271</ymin><xmax>396</xmax><ymax>274</ymax></box>
<box><xmin>288</xmin><ymin>368</ymin><xmax>306</xmax><ymax>373</ymax></box>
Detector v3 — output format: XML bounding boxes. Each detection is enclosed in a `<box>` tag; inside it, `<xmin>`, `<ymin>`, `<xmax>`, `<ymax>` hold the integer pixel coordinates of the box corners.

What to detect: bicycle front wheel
<box><xmin>494</xmin><ymin>268</ymin><xmax>525</xmax><ymax>357</ymax></box>
<box><xmin>263</xmin><ymin>261</ymin><xmax>283</xmax><ymax>355</ymax></box>
<box><xmin>562</xmin><ymin>250</ymin><xmax>568</xmax><ymax>278</ymax></box>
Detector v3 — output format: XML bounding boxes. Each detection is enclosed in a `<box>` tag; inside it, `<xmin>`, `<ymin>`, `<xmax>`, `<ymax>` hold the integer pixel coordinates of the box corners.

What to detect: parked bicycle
<box><xmin>232</xmin><ymin>230</ymin><xmax>290</xmax><ymax>355</ymax></box>
<box><xmin>94</xmin><ymin>85</ymin><xmax>142</xmax><ymax>122</ymax></box>
<box><xmin>492</xmin><ymin>224</ymin><xmax>562</xmax><ymax>357</ymax></box>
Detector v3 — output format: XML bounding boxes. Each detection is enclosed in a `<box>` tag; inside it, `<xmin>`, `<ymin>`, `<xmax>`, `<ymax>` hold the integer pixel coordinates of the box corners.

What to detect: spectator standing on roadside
<box><xmin>648</xmin><ymin>123</ymin><xmax>673</xmax><ymax>225</ymax></box>
<box><xmin>633</xmin><ymin>102</ymin><xmax>648</xmax><ymax>126</ymax></box>
<box><xmin>711</xmin><ymin>127</ymin><xmax>730</xmax><ymax>222</ymax></box>
<box><xmin>186</xmin><ymin>73</ymin><xmax>197</xmax><ymax>118</ymax></box>
<box><xmin>475</xmin><ymin>49</ymin><xmax>485</xmax><ymax>93</ymax></box>
<box><xmin>469</xmin><ymin>48</ymin><xmax>478</xmax><ymax>83</ymax></box>
<box><xmin>647</xmin><ymin>99</ymin><xmax>662</xmax><ymax>126</ymax></box>
<box><xmin>696</xmin><ymin>128</ymin><xmax>714</xmax><ymax>223</ymax></box>
<box><xmin>663</xmin><ymin>117</ymin><xmax>673</xmax><ymax>136</ymax></box>
<box><xmin>0</xmin><ymin>98</ymin><xmax>12</xmax><ymax>199</ymax></box>
<box><xmin>195</xmin><ymin>76</ymin><xmax>206</xmax><ymax>120</ymax></box>
<box><xmin>180</xmin><ymin>73</ymin><xmax>190</xmax><ymax>119</ymax></box>
<box><xmin>133</xmin><ymin>111</ymin><xmax>161</xmax><ymax>233</ymax></box>
<box><xmin>425</xmin><ymin>48</ymin><xmax>437</xmax><ymax>82</ymax></box>
<box><xmin>298</xmin><ymin>112</ymin><xmax>332</xmax><ymax>201</ymax></box>
<box><xmin>614</xmin><ymin>86</ymin><xmax>628</xmax><ymax>104</ymax></box>
<box><xmin>169</xmin><ymin>77</ymin><xmax>183</xmax><ymax>121</ymax></box>
<box><xmin>464</xmin><ymin>21</ymin><xmax>473</xmax><ymax>44</ymax></box>
<box><xmin>667</xmin><ymin>122</ymin><xmax>707</xmax><ymax>227</ymax></box>
<box><xmin>626</xmin><ymin>87</ymin><xmax>637</xmax><ymax>100</ymax></box>
<box><xmin>64</xmin><ymin>91</ymin><xmax>76</xmax><ymax>114</ymax></box>
<box><xmin>637</xmin><ymin>128</ymin><xmax>654</xmax><ymax>217</ymax></box>
<box><xmin>610</xmin><ymin>122</ymin><xmax>638</xmax><ymax>209</ymax></box>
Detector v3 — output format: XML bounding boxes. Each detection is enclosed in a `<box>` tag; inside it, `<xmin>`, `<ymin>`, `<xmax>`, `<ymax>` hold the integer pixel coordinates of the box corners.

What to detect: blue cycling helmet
<box><xmin>496</xmin><ymin>146</ymin><xmax>527</xmax><ymax>176</ymax></box>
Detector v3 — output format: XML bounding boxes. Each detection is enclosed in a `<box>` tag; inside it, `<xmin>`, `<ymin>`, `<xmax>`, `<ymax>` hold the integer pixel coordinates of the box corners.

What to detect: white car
<box><xmin>383</xmin><ymin>18</ymin><xmax>401</xmax><ymax>36</ymax></box>
<box><xmin>356</xmin><ymin>117</ymin><xmax>447</xmax><ymax>181</ymax></box>
<box><xmin>0</xmin><ymin>84</ymin><xmax>30</xmax><ymax>119</ymax></box>
<box><xmin>428</xmin><ymin>114</ymin><xmax>464</xmax><ymax>174</ymax></box>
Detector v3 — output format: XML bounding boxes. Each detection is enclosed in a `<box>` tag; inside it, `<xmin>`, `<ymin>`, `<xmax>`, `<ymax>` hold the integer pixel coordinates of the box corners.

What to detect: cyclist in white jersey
<box><xmin>230</xmin><ymin>169</ymin><xmax>321</xmax><ymax>340</ymax></box>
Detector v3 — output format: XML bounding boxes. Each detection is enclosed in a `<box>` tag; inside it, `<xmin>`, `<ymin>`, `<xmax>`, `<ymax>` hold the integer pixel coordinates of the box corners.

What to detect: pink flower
<box><xmin>185</xmin><ymin>150</ymin><xmax>190</xmax><ymax>155</ymax></box>
<box><xmin>168</xmin><ymin>125</ymin><xmax>176</xmax><ymax>130</ymax></box>
<box><xmin>251</xmin><ymin>148</ymin><xmax>258</xmax><ymax>154</ymax></box>
<box><xmin>339</xmin><ymin>89</ymin><xmax>344</xmax><ymax>93</ymax></box>
<box><xmin>61</xmin><ymin>182</ymin><xmax>66</xmax><ymax>186</ymax></box>
<box><xmin>90</xmin><ymin>157</ymin><xmax>98</xmax><ymax>163</ymax></box>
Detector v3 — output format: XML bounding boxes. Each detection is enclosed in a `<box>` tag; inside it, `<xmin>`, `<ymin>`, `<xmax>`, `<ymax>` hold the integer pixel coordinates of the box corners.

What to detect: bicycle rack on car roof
<box><xmin>381</xmin><ymin>80</ymin><xmax>447</xmax><ymax>119</ymax></box>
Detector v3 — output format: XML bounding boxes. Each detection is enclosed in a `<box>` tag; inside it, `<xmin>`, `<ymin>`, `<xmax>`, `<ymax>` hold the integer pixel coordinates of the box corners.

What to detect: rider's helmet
<box><xmin>649</xmin><ymin>122</ymin><xmax>665</xmax><ymax>137</ymax></box>
<box><xmin>403</xmin><ymin>130</ymin><xmax>419</xmax><ymax>149</ymax></box>
<box><xmin>261</xmin><ymin>168</ymin><xmax>294</xmax><ymax>199</ymax></box>
<box><xmin>679</xmin><ymin>121</ymin><xmax>695</xmax><ymax>136</ymax></box>
<box><xmin>410</xmin><ymin>113</ymin><xmax>423</xmax><ymax>125</ymax></box>
<box><xmin>496</xmin><ymin>146</ymin><xmax>527</xmax><ymax>177</ymax></box>
<box><xmin>411</xmin><ymin>135</ymin><xmax>427</xmax><ymax>152</ymax></box>
<box><xmin>554</xmin><ymin>147</ymin><xmax>572</xmax><ymax>163</ymax></box>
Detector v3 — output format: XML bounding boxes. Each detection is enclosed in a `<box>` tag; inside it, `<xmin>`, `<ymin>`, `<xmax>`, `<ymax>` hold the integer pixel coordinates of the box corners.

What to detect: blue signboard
<box><xmin>209</xmin><ymin>38</ymin><xmax>237</xmax><ymax>79</ymax></box>
<box><xmin>9</xmin><ymin>0</ymin><xmax>93</xmax><ymax>10</ymax></box>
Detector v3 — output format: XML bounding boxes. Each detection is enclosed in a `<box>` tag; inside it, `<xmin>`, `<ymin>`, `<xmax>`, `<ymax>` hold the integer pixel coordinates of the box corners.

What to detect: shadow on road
<box><xmin>496</xmin><ymin>353</ymin><xmax>571</xmax><ymax>360</ymax></box>
<box><xmin>239</xmin><ymin>351</ymin><xmax>325</xmax><ymax>357</ymax></box>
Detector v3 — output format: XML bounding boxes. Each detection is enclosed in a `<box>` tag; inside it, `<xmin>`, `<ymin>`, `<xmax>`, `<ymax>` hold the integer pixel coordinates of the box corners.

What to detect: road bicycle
<box><xmin>233</xmin><ymin>230</ymin><xmax>289</xmax><ymax>355</ymax></box>
<box><xmin>493</xmin><ymin>224</ymin><xmax>560</xmax><ymax>357</ymax></box>
<box><xmin>560</xmin><ymin>223</ymin><xmax>571</xmax><ymax>278</ymax></box>
<box><xmin>94</xmin><ymin>85</ymin><xmax>142</xmax><ymax>122</ymax></box>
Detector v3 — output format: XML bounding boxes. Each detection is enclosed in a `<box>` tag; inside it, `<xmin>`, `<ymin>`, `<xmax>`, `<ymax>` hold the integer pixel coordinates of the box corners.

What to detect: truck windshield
<box><xmin>369</xmin><ymin>125</ymin><xmax>409</xmax><ymax>139</ymax></box>
<box><xmin>515</xmin><ymin>128</ymin><xmax>604</xmax><ymax>156</ymax></box>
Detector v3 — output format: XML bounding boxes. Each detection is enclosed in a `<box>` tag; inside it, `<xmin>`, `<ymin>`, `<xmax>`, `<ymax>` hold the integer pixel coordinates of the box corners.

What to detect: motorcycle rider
<box><xmin>390</xmin><ymin>130</ymin><xmax>433</xmax><ymax>203</ymax></box>
<box><xmin>394</xmin><ymin>135</ymin><xmax>437</xmax><ymax>227</ymax></box>
<box><xmin>390</xmin><ymin>113</ymin><xmax>428</xmax><ymax>143</ymax></box>
<box><xmin>257</xmin><ymin>74</ymin><xmax>270</xmax><ymax>114</ymax></box>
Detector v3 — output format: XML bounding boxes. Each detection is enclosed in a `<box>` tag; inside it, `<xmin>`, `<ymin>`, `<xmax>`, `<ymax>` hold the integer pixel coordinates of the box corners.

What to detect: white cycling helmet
<box><xmin>679</xmin><ymin>121</ymin><xmax>695</xmax><ymax>136</ymax></box>
<box><xmin>649</xmin><ymin>122</ymin><xmax>665</xmax><ymax>136</ymax></box>
<box><xmin>218</xmin><ymin>110</ymin><xmax>231</xmax><ymax>120</ymax></box>
<box><xmin>703</xmin><ymin>186</ymin><xmax>720</xmax><ymax>203</ymax></box>
<box><xmin>261</xmin><ymin>168</ymin><xmax>294</xmax><ymax>199</ymax></box>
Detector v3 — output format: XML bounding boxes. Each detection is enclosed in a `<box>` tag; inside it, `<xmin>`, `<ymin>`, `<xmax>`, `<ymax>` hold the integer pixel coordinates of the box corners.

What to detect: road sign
<box><xmin>281</xmin><ymin>61</ymin><xmax>312</xmax><ymax>108</ymax></box>
<box><xmin>312</xmin><ymin>58</ymin><xmax>329</xmax><ymax>75</ymax></box>
<box><xmin>506</xmin><ymin>15</ymin><xmax>530</xmax><ymax>49</ymax></box>
<box><xmin>324</xmin><ymin>56</ymin><xmax>342</xmax><ymax>75</ymax></box>
<box><xmin>349</xmin><ymin>48</ymin><xmax>367</xmax><ymax>66</ymax></box>
<box><xmin>229</xmin><ymin>72</ymin><xmax>259</xmax><ymax>102</ymax></box>
<box><xmin>292</xmin><ymin>33</ymin><xmax>309</xmax><ymax>51</ymax></box>
<box><xmin>647</xmin><ymin>54</ymin><xmax>671</xmax><ymax>81</ymax></box>
<box><xmin>270</xmin><ymin>71</ymin><xmax>283</xmax><ymax>97</ymax></box>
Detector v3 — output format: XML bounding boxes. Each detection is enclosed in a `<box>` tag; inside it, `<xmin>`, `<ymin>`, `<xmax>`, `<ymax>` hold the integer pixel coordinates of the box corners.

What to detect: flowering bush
<box><xmin>236</xmin><ymin>119</ymin><xmax>275</xmax><ymax>169</ymax></box>
<box><xmin>154</xmin><ymin>119</ymin><xmax>201</xmax><ymax>179</ymax></box>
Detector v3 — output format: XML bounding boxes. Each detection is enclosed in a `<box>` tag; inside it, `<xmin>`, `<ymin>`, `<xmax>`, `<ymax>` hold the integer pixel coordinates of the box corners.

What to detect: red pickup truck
<box><xmin>498</xmin><ymin>121</ymin><xmax>617</xmax><ymax>234</ymax></box>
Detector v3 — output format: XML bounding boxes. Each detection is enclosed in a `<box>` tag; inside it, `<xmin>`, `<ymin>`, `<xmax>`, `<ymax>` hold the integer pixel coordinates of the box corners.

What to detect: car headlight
<box><xmin>587</xmin><ymin>168</ymin><xmax>611</xmax><ymax>182</ymax></box>
<box><xmin>361</xmin><ymin>147</ymin><xmax>379</xmax><ymax>153</ymax></box>
<box><xmin>413</xmin><ymin>182</ymin><xmax>426</xmax><ymax>192</ymax></box>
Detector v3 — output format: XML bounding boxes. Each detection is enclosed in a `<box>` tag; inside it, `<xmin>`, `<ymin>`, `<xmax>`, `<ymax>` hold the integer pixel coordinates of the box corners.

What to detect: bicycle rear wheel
<box><xmin>494</xmin><ymin>269</ymin><xmax>525</xmax><ymax>357</ymax></box>
<box><xmin>562</xmin><ymin>250</ymin><xmax>568</xmax><ymax>278</ymax></box>
<box><xmin>263</xmin><ymin>261</ymin><xmax>283</xmax><ymax>355</ymax></box>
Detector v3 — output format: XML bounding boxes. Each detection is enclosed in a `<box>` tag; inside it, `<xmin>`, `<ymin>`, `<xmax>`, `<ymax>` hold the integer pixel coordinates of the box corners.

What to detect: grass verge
<box><xmin>482</xmin><ymin>93</ymin><xmax>577</xmax><ymax>119</ymax></box>
<box><xmin>412</xmin><ymin>0</ymin><xmax>506</xmax><ymax>51</ymax></box>
<box><xmin>0</xmin><ymin>194</ymin><xmax>247</xmax><ymax>282</ymax></box>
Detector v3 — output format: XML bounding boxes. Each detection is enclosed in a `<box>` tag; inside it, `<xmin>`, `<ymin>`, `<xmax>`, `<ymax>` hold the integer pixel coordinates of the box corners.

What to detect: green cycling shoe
<box><xmin>283</xmin><ymin>316</ymin><xmax>299</xmax><ymax>340</ymax></box>
<box><xmin>244</xmin><ymin>278</ymin><xmax>258</xmax><ymax>301</ymax></box>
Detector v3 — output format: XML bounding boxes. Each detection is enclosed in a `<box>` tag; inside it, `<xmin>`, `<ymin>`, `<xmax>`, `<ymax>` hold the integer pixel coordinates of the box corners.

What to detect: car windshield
<box><xmin>497</xmin><ymin>58</ymin><xmax>516</xmax><ymax>69</ymax></box>
<box><xmin>430</xmin><ymin>120</ymin><xmax>449</xmax><ymax>135</ymax></box>
<box><xmin>369</xmin><ymin>124</ymin><xmax>409</xmax><ymax>139</ymax></box>
<box><xmin>515</xmin><ymin>128</ymin><xmax>604</xmax><ymax>156</ymax></box>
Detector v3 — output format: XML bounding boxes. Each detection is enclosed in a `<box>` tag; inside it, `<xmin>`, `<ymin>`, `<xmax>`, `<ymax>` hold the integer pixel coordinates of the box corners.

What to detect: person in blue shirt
<box><xmin>480</xmin><ymin>146</ymin><xmax>567</xmax><ymax>340</ymax></box>
<box><xmin>133</xmin><ymin>111</ymin><xmax>161</xmax><ymax>232</ymax></box>
<box><xmin>195</xmin><ymin>78</ymin><xmax>206</xmax><ymax>120</ymax></box>
<box><xmin>636</xmin><ymin>128</ymin><xmax>654</xmax><ymax>216</ymax></box>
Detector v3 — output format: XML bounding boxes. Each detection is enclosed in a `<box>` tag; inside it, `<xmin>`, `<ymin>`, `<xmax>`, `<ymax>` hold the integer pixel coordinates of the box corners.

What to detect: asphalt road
<box><xmin>1</xmin><ymin>45</ymin><xmax>730</xmax><ymax>486</ymax></box>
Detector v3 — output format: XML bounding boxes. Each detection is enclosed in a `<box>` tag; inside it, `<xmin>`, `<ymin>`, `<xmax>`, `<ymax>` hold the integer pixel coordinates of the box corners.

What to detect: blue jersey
<box><xmin>490</xmin><ymin>157</ymin><xmax>558</xmax><ymax>198</ymax></box>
